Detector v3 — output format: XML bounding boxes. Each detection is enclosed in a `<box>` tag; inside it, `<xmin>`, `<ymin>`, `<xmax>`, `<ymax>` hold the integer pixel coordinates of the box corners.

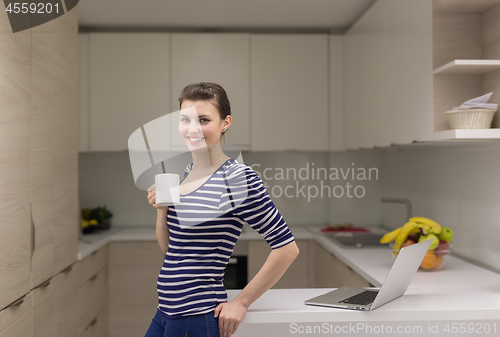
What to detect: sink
<box><xmin>325</xmin><ymin>232</ymin><xmax>386</xmax><ymax>249</ymax></box>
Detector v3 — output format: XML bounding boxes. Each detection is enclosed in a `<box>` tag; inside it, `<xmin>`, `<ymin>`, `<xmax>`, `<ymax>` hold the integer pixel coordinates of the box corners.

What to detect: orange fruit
<box><xmin>432</xmin><ymin>256</ymin><xmax>444</xmax><ymax>270</ymax></box>
<box><xmin>420</xmin><ymin>252</ymin><xmax>436</xmax><ymax>269</ymax></box>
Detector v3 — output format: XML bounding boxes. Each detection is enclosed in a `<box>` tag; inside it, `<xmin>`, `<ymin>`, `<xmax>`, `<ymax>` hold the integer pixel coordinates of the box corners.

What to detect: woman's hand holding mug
<box><xmin>147</xmin><ymin>184</ymin><xmax>169</xmax><ymax>210</ymax></box>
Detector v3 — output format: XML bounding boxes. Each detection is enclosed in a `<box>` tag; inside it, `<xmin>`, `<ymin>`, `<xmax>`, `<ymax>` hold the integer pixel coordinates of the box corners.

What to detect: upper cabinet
<box><xmin>80</xmin><ymin>32</ymin><xmax>339</xmax><ymax>152</ymax></box>
<box><xmin>345</xmin><ymin>0</ymin><xmax>433</xmax><ymax>149</ymax></box>
<box><xmin>170</xmin><ymin>33</ymin><xmax>250</xmax><ymax>149</ymax></box>
<box><xmin>329</xmin><ymin>35</ymin><xmax>345</xmax><ymax>152</ymax></box>
<box><xmin>432</xmin><ymin>0</ymin><xmax>500</xmax><ymax>140</ymax></box>
<box><xmin>89</xmin><ymin>33</ymin><xmax>171</xmax><ymax>151</ymax></box>
<box><xmin>345</xmin><ymin>0</ymin><xmax>500</xmax><ymax>148</ymax></box>
<box><xmin>250</xmin><ymin>34</ymin><xmax>329</xmax><ymax>151</ymax></box>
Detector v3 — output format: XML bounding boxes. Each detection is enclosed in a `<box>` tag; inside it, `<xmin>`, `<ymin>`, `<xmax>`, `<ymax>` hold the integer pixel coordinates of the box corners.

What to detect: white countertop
<box><xmin>79</xmin><ymin>224</ymin><xmax>500</xmax><ymax>334</ymax></box>
<box><xmin>227</xmin><ymin>287</ymin><xmax>500</xmax><ymax>323</ymax></box>
<box><xmin>226</xmin><ymin>287</ymin><xmax>500</xmax><ymax>336</ymax></box>
<box><xmin>312</xmin><ymin>230</ymin><xmax>500</xmax><ymax>288</ymax></box>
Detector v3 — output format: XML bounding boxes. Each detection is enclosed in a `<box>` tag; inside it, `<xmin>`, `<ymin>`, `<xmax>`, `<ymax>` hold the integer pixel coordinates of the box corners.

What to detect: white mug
<box><xmin>155</xmin><ymin>173</ymin><xmax>180</xmax><ymax>206</ymax></box>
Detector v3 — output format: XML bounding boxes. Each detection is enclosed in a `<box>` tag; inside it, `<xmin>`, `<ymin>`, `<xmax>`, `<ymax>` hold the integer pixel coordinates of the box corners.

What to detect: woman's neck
<box><xmin>191</xmin><ymin>144</ymin><xmax>229</xmax><ymax>173</ymax></box>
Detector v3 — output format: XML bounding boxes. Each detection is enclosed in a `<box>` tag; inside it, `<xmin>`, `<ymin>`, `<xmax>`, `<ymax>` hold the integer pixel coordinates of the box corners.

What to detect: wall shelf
<box><xmin>433</xmin><ymin>60</ymin><xmax>500</xmax><ymax>75</ymax></box>
<box><xmin>432</xmin><ymin>129</ymin><xmax>500</xmax><ymax>141</ymax></box>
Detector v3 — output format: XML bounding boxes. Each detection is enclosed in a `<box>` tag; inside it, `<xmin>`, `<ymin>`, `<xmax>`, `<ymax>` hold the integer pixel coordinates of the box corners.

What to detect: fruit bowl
<box><xmin>389</xmin><ymin>241</ymin><xmax>452</xmax><ymax>271</ymax></box>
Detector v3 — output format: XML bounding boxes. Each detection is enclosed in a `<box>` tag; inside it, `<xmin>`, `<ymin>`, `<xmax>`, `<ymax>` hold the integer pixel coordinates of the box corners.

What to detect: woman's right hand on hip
<box><xmin>147</xmin><ymin>184</ymin><xmax>169</xmax><ymax>210</ymax></box>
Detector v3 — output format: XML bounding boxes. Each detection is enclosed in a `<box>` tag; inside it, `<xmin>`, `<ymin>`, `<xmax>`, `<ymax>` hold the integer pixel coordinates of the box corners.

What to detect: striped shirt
<box><xmin>156</xmin><ymin>158</ymin><xmax>295</xmax><ymax>318</ymax></box>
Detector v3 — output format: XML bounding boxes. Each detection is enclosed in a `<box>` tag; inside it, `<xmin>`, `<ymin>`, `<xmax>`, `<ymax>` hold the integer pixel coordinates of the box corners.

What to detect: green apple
<box><xmin>418</xmin><ymin>233</ymin><xmax>439</xmax><ymax>250</ymax></box>
<box><xmin>438</xmin><ymin>227</ymin><xmax>453</xmax><ymax>243</ymax></box>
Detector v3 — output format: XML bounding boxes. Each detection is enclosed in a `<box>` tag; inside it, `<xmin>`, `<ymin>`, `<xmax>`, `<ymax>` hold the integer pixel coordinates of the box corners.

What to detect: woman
<box><xmin>145</xmin><ymin>83</ymin><xmax>299</xmax><ymax>337</ymax></box>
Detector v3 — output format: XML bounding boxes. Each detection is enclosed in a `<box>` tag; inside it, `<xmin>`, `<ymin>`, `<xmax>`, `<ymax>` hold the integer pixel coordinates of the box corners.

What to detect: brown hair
<box><xmin>178</xmin><ymin>82</ymin><xmax>231</xmax><ymax>120</ymax></box>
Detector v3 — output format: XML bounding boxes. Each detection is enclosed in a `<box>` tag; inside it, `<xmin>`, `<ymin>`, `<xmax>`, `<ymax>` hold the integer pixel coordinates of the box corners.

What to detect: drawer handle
<box><xmin>7</xmin><ymin>296</ymin><xmax>25</xmax><ymax>308</ymax></box>
<box><xmin>347</xmin><ymin>265</ymin><xmax>353</xmax><ymax>271</ymax></box>
<box><xmin>89</xmin><ymin>317</ymin><xmax>98</xmax><ymax>327</ymax></box>
<box><xmin>91</xmin><ymin>250</ymin><xmax>98</xmax><ymax>256</ymax></box>
<box><xmin>62</xmin><ymin>265</ymin><xmax>73</xmax><ymax>273</ymax></box>
<box><xmin>89</xmin><ymin>273</ymin><xmax>98</xmax><ymax>281</ymax></box>
<box><xmin>39</xmin><ymin>279</ymin><xmax>51</xmax><ymax>288</ymax></box>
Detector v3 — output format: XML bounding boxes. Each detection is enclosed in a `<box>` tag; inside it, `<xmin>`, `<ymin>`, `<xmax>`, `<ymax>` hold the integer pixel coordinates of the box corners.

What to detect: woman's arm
<box><xmin>214</xmin><ymin>240</ymin><xmax>299</xmax><ymax>337</ymax></box>
<box><xmin>155</xmin><ymin>208</ymin><xmax>169</xmax><ymax>254</ymax></box>
<box><xmin>235</xmin><ymin>240</ymin><xmax>299</xmax><ymax>307</ymax></box>
<box><xmin>147</xmin><ymin>184</ymin><xmax>170</xmax><ymax>254</ymax></box>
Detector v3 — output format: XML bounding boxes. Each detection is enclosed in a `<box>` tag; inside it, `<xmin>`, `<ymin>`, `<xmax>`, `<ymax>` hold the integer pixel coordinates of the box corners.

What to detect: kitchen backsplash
<box><xmin>78</xmin><ymin>150</ymin><xmax>383</xmax><ymax>228</ymax></box>
<box><xmin>79</xmin><ymin>143</ymin><xmax>500</xmax><ymax>272</ymax></box>
<box><xmin>380</xmin><ymin>142</ymin><xmax>500</xmax><ymax>272</ymax></box>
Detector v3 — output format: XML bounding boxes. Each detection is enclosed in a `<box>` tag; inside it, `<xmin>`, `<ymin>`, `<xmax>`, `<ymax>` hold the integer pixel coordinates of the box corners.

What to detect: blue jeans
<box><xmin>145</xmin><ymin>308</ymin><xmax>220</xmax><ymax>337</ymax></box>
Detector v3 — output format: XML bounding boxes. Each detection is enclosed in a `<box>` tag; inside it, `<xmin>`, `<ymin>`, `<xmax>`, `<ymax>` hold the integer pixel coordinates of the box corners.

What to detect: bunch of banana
<box><xmin>380</xmin><ymin>217</ymin><xmax>442</xmax><ymax>255</ymax></box>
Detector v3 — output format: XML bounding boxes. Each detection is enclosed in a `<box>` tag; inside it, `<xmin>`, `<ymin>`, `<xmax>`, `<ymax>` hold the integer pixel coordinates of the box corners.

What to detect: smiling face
<box><xmin>178</xmin><ymin>100</ymin><xmax>230</xmax><ymax>152</ymax></box>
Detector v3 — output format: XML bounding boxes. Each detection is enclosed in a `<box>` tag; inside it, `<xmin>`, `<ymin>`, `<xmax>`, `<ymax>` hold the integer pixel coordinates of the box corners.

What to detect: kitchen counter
<box><xmin>311</xmin><ymin>227</ymin><xmax>500</xmax><ymax>288</ymax></box>
<box><xmin>79</xmin><ymin>224</ymin><xmax>500</xmax><ymax>336</ymax></box>
<box><xmin>224</xmin><ymin>226</ymin><xmax>500</xmax><ymax>336</ymax></box>
<box><xmin>226</xmin><ymin>287</ymin><xmax>500</xmax><ymax>336</ymax></box>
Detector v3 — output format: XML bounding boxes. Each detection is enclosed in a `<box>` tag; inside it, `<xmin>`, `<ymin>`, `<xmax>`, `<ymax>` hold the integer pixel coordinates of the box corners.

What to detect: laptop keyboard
<box><xmin>339</xmin><ymin>290</ymin><xmax>378</xmax><ymax>305</ymax></box>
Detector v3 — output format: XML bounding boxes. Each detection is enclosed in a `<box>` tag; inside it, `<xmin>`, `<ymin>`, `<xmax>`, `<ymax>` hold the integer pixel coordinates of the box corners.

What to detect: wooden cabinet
<box><xmin>0</xmin><ymin>1</ymin><xmax>78</xmax><ymax>311</ymax></box>
<box><xmin>89</xmin><ymin>33</ymin><xmax>171</xmax><ymax>151</ymax></box>
<box><xmin>171</xmin><ymin>33</ymin><xmax>251</xmax><ymax>149</ymax></box>
<box><xmin>78</xmin><ymin>269</ymin><xmax>107</xmax><ymax>336</ymax></box>
<box><xmin>80</xmin><ymin>309</ymin><xmax>108</xmax><ymax>337</ymax></box>
<box><xmin>248</xmin><ymin>240</ymin><xmax>312</xmax><ymax>288</ymax></box>
<box><xmin>77</xmin><ymin>245</ymin><xmax>108</xmax><ymax>337</ymax></box>
<box><xmin>31</xmin><ymin>5</ymin><xmax>79</xmax><ymax>285</ymax></box>
<box><xmin>32</xmin><ymin>264</ymin><xmax>78</xmax><ymax>337</ymax></box>
<box><xmin>0</xmin><ymin>21</ymin><xmax>32</xmax><ymax>310</ymax></box>
<box><xmin>250</xmin><ymin>34</ymin><xmax>329</xmax><ymax>151</ymax></box>
<box><xmin>108</xmin><ymin>242</ymin><xmax>165</xmax><ymax>337</ymax></box>
<box><xmin>0</xmin><ymin>293</ymin><xmax>32</xmax><ymax>337</ymax></box>
<box><xmin>79</xmin><ymin>33</ymin><xmax>90</xmax><ymax>152</ymax></box>
<box><xmin>314</xmin><ymin>242</ymin><xmax>369</xmax><ymax>288</ymax></box>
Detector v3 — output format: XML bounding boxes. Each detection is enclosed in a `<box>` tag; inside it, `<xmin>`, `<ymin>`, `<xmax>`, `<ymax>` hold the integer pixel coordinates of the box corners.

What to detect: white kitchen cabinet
<box><xmin>432</xmin><ymin>0</ymin><xmax>500</xmax><ymax>139</ymax></box>
<box><xmin>89</xmin><ymin>33</ymin><xmax>171</xmax><ymax>151</ymax></box>
<box><xmin>344</xmin><ymin>0</ymin><xmax>384</xmax><ymax>150</ymax></box>
<box><xmin>314</xmin><ymin>242</ymin><xmax>369</xmax><ymax>288</ymax></box>
<box><xmin>345</xmin><ymin>0</ymin><xmax>433</xmax><ymax>149</ymax></box>
<box><xmin>250</xmin><ymin>34</ymin><xmax>329</xmax><ymax>151</ymax></box>
<box><xmin>248</xmin><ymin>240</ymin><xmax>311</xmax><ymax>288</ymax></box>
<box><xmin>346</xmin><ymin>0</ymin><xmax>500</xmax><ymax>146</ymax></box>
<box><xmin>108</xmin><ymin>242</ymin><xmax>164</xmax><ymax>337</ymax></box>
<box><xmin>171</xmin><ymin>33</ymin><xmax>251</xmax><ymax>149</ymax></box>
<box><xmin>329</xmin><ymin>35</ymin><xmax>345</xmax><ymax>151</ymax></box>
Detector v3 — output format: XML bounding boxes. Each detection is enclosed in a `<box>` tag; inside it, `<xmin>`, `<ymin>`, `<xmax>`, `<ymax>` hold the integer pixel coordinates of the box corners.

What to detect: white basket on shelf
<box><xmin>444</xmin><ymin>108</ymin><xmax>497</xmax><ymax>129</ymax></box>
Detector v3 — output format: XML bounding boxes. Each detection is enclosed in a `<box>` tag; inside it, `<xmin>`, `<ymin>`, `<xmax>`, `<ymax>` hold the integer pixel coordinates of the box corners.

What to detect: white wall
<box><xmin>381</xmin><ymin>142</ymin><xmax>500</xmax><ymax>272</ymax></box>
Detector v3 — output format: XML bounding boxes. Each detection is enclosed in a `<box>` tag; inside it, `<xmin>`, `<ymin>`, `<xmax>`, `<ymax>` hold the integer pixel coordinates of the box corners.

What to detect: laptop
<box><xmin>305</xmin><ymin>239</ymin><xmax>432</xmax><ymax>311</ymax></box>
